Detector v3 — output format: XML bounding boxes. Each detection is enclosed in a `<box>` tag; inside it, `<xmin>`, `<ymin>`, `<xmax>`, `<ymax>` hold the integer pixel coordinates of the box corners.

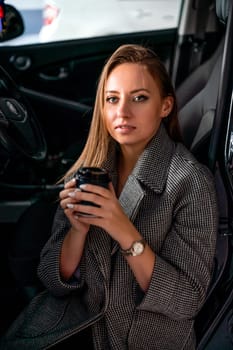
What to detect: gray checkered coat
<box><xmin>2</xmin><ymin>124</ymin><xmax>218</xmax><ymax>350</ymax></box>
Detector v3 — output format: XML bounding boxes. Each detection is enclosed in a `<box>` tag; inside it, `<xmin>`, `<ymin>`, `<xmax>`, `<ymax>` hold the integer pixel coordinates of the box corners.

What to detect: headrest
<box><xmin>215</xmin><ymin>0</ymin><xmax>231</xmax><ymax>24</ymax></box>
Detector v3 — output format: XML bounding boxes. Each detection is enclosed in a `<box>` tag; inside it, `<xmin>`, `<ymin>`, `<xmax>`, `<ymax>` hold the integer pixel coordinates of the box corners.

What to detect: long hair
<box><xmin>64</xmin><ymin>44</ymin><xmax>181</xmax><ymax>180</ymax></box>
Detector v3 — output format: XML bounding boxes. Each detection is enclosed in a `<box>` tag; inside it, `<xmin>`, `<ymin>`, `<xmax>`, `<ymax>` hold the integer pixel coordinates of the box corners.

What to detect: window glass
<box><xmin>4</xmin><ymin>0</ymin><xmax>182</xmax><ymax>45</ymax></box>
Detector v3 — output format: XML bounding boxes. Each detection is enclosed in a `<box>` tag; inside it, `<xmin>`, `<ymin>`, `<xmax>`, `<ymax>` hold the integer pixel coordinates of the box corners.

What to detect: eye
<box><xmin>106</xmin><ymin>96</ymin><xmax>118</xmax><ymax>104</ymax></box>
<box><xmin>133</xmin><ymin>95</ymin><xmax>149</xmax><ymax>102</ymax></box>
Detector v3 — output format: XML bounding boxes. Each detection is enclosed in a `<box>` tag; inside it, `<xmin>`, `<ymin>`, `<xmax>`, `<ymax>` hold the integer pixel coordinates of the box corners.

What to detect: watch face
<box><xmin>120</xmin><ymin>239</ymin><xmax>145</xmax><ymax>256</ymax></box>
<box><xmin>132</xmin><ymin>242</ymin><xmax>144</xmax><ymax>256</ymax></box>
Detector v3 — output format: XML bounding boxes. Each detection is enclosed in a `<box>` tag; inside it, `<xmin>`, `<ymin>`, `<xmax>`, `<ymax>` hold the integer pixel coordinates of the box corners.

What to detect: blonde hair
<box><xmin>64</xmin><ymin>44</ymin><xmax>181</xmax><ymax>180</ymax></box>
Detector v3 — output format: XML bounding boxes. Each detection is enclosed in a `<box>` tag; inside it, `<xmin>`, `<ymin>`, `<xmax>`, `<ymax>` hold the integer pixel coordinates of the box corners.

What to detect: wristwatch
<box><xmin>120</xmin><ymin>239</ymin><xmax>146</xmax><ymax>256</ymax></box>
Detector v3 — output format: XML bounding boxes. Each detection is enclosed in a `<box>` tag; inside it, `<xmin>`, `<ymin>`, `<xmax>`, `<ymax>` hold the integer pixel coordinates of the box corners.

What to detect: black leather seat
<box><xmin>177</xmin><ymin>0</ymin><xmax>230</xmax><ymax>299</ymax></box>
<box><xmin>176</xmin><ymin>0</ymin><xmax>230</xmax><ymax>167</ymax></box>
<box><xmin>177</xmin><ymin>38</ymin><xmax>224</xmax><ymax>164</ymax></box>
<box><xmin>176</xmin><ymin>1</ymin><xmax>232</xmax><ymax>347</ymax></box>
<box><xmin>176</xmin><ymin>0</ymin><xmax>229</xmax><ymax>156</ymax></box>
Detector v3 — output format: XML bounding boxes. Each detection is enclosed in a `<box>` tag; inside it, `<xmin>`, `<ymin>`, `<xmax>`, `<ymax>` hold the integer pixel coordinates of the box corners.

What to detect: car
<box><xmin>39</xmin><ymin>0</ymin><xmax>180</xmax><ymax>42</ymax></box>
<box><xmin>2</xmin><ymin>0</ymin><xmax>42</xmax><ymax>45</ymax></box>
<box><xmin>0</xmin><ymin>0</ymin><xmax>232</xmax><ymax>349</ymax></box>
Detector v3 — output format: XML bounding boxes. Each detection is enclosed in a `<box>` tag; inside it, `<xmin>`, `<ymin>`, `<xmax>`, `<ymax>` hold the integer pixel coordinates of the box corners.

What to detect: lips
<box><xmin>115</xmin><ymin>124</ymin><xmax>136</xmax><ymax>130</ymax></box>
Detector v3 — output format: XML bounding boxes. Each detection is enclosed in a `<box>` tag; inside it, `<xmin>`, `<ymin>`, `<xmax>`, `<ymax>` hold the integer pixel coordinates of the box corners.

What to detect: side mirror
<box><xmin>0</xmin><ymin>4</ymin><xmax>24</xmax><ymax>42</ymax></box>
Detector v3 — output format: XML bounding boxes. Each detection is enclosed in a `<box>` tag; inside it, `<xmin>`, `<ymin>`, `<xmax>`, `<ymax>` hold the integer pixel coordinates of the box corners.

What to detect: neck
<box><xmin>120</xmin><ymin>147</ymin><xmax>140</xmax><ymax>172</ymax></box>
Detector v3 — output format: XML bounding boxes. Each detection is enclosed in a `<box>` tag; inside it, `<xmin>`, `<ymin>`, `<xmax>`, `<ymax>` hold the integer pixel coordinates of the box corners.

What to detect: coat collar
<box><xmin>104</xmin><ymin>123</ymin><xmax>175</xmax><ymax>195</ymax></box>
<box><xmin>133</xmin><ymin>124</ymin><xmax>175</xmax><ymax>193</ymax></box>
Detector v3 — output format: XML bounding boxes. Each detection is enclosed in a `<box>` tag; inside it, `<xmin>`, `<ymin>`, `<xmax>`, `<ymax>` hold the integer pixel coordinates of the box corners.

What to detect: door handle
<box><xmin>39</xmin><ymin>67</ymin><xmax>70</xmax><ymax>81</ymax></box>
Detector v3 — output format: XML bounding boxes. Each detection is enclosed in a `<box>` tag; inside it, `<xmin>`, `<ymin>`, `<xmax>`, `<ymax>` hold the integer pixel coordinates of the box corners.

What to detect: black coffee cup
<box><xmin>75</xmin><ymin>167</ymin><xmax>110</xmax><ymax>216</ymax></box>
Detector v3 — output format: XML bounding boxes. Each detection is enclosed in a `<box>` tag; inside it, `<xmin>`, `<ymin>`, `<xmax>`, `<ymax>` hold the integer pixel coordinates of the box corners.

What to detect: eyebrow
<box><xmin>105</xmin><ymin>88</ymin><xmax>150</xmax><ymax>94</ymax></box>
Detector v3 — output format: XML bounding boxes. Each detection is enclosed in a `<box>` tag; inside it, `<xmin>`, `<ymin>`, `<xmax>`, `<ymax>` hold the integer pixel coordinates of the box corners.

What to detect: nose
<box><xmin>116</xmin><ymin>98</ymin><xmax>131</xmax><ymax>118</ymax></box>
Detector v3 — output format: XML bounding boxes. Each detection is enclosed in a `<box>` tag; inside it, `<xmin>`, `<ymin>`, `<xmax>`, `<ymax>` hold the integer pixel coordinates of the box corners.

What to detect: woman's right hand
<box><xmin>59</xmin><ymin>178</ymin><xmax>90</xmax><ymax>236</ymax></box>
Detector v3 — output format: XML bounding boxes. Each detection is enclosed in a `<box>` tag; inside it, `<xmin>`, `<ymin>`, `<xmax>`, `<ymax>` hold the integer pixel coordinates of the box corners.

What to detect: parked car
<box><xmin>0</xmin><ymin>0</ymin><xmax>232</xmax><ymax>349</ymax></box>
<box><xmin>3</xmin><ymin>0</ymin><xmax>42</xmax><ymax>45</ymax></box>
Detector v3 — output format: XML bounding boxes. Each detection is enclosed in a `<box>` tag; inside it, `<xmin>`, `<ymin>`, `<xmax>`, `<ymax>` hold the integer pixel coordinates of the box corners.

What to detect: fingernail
<box><xmin>68</xmin><ymin>191</ymin><xmax>76</xmax><ymax>197</ymax></box>
<box><xmin>68</xmin><ymin>188</ymin><xmax>81</xmax><ymax>197</ymax></box>
<box><xmin>79</xmin><ymin>184</ymin><xmax>87</xmax><ymax>189</ymax></box>
<box><xmin>67</xmin><ymin>203</ymin><xmax>74</xmax><ymax>209</ymax></box>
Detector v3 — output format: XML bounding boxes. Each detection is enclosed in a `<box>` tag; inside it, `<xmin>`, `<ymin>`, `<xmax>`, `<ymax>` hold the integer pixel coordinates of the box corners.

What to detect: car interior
<box><xmin>0</xmin><ymin>0</ymin><xmax>233</xmax><ymax>349</ymax></box>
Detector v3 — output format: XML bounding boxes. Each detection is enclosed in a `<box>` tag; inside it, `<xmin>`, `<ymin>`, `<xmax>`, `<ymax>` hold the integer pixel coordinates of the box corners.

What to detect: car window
<box><xmin>3</xmin><ymin>0</ymin><xmax>182</xmax><ymax>45</ymax></box>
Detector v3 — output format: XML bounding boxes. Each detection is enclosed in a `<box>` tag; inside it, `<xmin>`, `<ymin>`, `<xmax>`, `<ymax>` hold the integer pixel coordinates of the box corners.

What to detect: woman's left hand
<box><xmin>70</xmin><ymin>182</ymin><xmax>133</xmax><ymax>242</ymax></box>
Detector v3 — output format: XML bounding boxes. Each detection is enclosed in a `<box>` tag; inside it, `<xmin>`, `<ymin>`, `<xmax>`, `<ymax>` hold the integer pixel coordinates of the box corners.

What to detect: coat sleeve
<box><xmin>37</xmin><ymin>205</ymin><xmax>84</xmax><ymax>296</ymax></box>
<box><xmin>138</xmin><ymin>159</ymin><xmax>218</xmax><ymax>320</ymax></box>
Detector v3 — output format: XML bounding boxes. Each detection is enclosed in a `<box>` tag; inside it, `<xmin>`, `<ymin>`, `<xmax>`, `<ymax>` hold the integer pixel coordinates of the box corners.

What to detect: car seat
<box><xmin>176</xmin><ymin>38</ymin><xmax>224</xmax><ymax>164</ymax></box>
<box><xmin>176</xmin><ymin>0</ymin><xmax>232</xmax><ymax>347</ymax></box>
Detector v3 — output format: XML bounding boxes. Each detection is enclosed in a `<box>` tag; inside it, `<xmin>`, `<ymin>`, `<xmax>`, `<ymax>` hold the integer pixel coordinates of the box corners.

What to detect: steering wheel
<box><xmin>0</xmin><ymin>65</ymin><xmax>47</xmax><ymax>161</ymax></box>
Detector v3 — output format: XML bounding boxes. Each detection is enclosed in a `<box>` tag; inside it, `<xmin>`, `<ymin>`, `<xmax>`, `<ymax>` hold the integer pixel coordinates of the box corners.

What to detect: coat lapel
<box><xmin>111</xmin><ymin>174</ymin><xmax>145</xmax><ymax>255</ymax></box>
<box><xmin>119</xmin><ymin>175</ymin><xmax>145</xmax><ymax>220</ymax></box>
<box><xmin>96</xmin><ymin>124</ymin><xmax>175</xmax><ymax>257</ymax></box>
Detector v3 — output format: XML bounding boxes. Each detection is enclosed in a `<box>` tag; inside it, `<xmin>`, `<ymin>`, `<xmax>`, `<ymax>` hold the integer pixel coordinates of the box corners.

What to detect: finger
<box><xmin>108</xmin><ymin>182</ymin><xmax>116</xmax><ymax>195</ymax></box>
<box><xmin>64</xmin><ymin>208</ymin><xmax>80</xmax><ymax>224</ymax></box>
<box><xmin>60</xmin><ymin>198</ymin><xmax>76</xmax><ymax>209</ymax></box>
<box><xmin>66</xmin><ymin>202</ymin><xmax>101</xmax><ymax>218</ymax></box>
<box><xmin>64</xmin><ymin>178</ymin><xmax>76</xmax><ymax>189</ymax></box>
<box><xmin>75</xmin><ymin>191</ymin><xmax>106</xmax><ymax>208</ymax></box>
<box><xmin>79</xmin><ymin>183</ymin><xmax>111</xmax><ymax>198</ymax></box>
<box><xmin>59</xmin><ymin>188</ymin><xmax>81</xmax><ymax>200</ymax></box>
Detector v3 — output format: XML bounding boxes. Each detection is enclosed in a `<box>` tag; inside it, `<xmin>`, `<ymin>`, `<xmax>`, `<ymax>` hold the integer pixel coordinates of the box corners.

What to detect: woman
<box><xmin>2</xmin><ymin>44</ymin><xmax>218</xmax><ymax>350</ymax></box>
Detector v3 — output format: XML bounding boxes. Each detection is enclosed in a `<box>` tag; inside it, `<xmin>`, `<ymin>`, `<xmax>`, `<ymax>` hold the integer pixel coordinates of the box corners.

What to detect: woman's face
<box><xmin>103</xmin><ymin>62</ymin><xmax>173</xmax><ymax>154</ymax></box>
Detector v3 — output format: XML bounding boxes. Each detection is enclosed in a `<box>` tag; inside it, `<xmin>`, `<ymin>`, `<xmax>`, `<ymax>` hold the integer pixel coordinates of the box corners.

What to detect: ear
<box><xmin>161</xmin><ymin>96</ymin><xmax>174</xmax><ymax>119</ymax></box>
